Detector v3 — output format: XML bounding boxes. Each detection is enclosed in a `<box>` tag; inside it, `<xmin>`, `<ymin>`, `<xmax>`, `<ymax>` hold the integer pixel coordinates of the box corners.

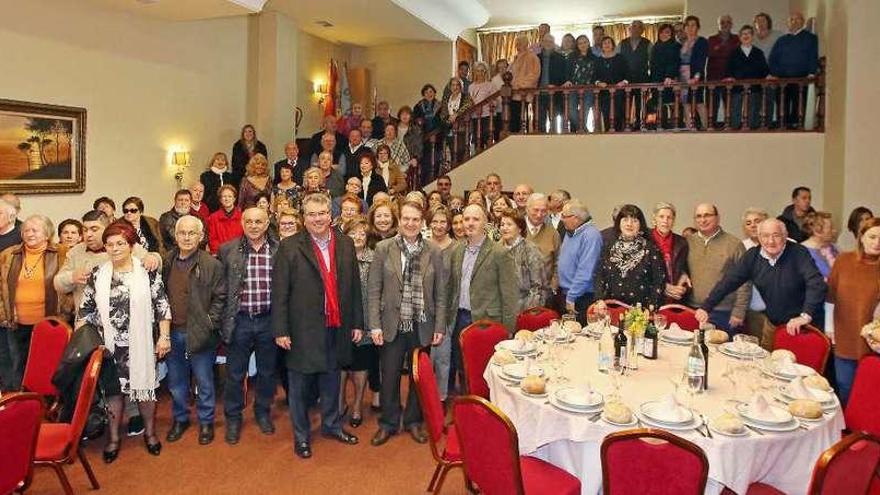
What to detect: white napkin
<box><xmin>558</xmin><ymin>382</ymin><xmax>595</xmax><ymax>407</ymax></box>
<box><xmin>669</xmin><ymin>322</ymin><xmax>683</xmax><ymax>332</ymax></box>
<box><xmin>748</xmin><ymin>393</ymin><xmax>776</xmax><ymax>421</ymax></box>
<box><xmin>654</xmin><ymin>394</ymin><xmax>690</xmax><ymax>422</ymax></box>
<box><xmin>776</xmin><ymin>360</ymin><xmax>803</xmax><ymax>376</ymax></box>
<box><xmin>788</xmin><ymin>377</ymin><xmax>817</xmax><ymax>400</ymax></box>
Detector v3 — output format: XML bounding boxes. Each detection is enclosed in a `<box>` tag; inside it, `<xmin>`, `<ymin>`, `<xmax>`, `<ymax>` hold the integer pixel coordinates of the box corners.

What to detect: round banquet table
<box><xmin>484</xmin><ymin>335</ymin><xmax>845</xmax><ymax>495</ymax></box>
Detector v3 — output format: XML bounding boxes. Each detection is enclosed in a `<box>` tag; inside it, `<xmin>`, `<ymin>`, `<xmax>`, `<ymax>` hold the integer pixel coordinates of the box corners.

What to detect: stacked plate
<box><xmin>495</xmin><ymin>339</ymin><xmax>537</xmax><ymax>356</ymax></box>
<box><xmin>762</xmin><ymin>362</ymin><xmax>816</xmax><ymax>381</ymax></box>
<box><xmin>718</xmin><ymin>342</ymin><xmax>769</xmax><ymax>360</ymax></box>
<box><xmin>659</xmin><ymin>328</ymin><xmax>693</xmax><ymax>345</ymax></box>
<box><xmin>637</xmin><ymin>401</ymin><xmax>703</xmax><ymax>431</ymax></box>
<box><xmin>499</xmin><ymin>363</ymin><xmax>543</xmax><ymax>384</ymax></box>
<box><xmin>735</xmin><ymin>402</ymin><xmax>800</xmax><ymax>432</ymax></box>
<box><xmin>549</xmin><ymin>387</ymin><xmax>604</xmax><ymax>414</ymax></box>
<box><xmin>776</xmin><ymin>386</ymin><xmax>839</xmax><ymax>414</ymax></box>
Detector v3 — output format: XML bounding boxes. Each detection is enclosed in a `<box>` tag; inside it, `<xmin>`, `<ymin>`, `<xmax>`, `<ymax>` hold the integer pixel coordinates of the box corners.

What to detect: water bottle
<box><xmin>686</xmin><ymin>332</ymin><xmax>705</xmax><ymax>393</ymax></box>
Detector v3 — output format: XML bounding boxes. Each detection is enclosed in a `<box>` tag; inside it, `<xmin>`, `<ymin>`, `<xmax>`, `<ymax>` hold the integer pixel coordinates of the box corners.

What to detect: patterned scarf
<box><xmin>396</xmin><ymin>234</ymin><xmax>426</xmax><ymax>333</ymax></box>
<box><xmin>311</xmin><ymin>231</ymin><xmax>341</xmax><ymax>328</ymax></box>
<box><xmin>609</xmin><ymin>234</ymin><xmax>648</xmax><ymax>279</ymax></box>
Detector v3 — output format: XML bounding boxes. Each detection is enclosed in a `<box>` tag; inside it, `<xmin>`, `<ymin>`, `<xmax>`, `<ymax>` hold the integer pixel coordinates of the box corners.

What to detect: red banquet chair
<box><xmin>34</xmin><ymin>347</ymin><xmax>103</xmax><ymax>495</ymax></box>
<box><xmin>516</xmin><ymin>307</ymin><xmax>560</xmax><ymax>332</ymax></box>
<box><xmin>601</xmin><ymin>428</ymin><xmax>709</xmax><ymax>495</ymax></box>
<box><xmin>587</xmin><ymin>299</ymin><xmax>630</xmax><ymax>326</ymax></box>
<box><xmin>452</xmin><ymin>395</ymin><xmax>581</xmax><ymax>495</ymax></box>
<box><xmin>412</xmin><ymin>348</ymin><xmax>464</xmax><ymax>494</ymax></box>
<box><xmin>0</xmin><ymin>392</ymin><xmax>44</xmax><ymax>495</ymax></box>
<box><xmin>845</xmin><ymin>355</ymin><xmax>880</xmax><ymax>437</ymax></box>
<box><xmin>745</xmin><ymin>431</ymin><xmax>880</xmax><ymax>495</ymax></box>
<box><xmin>459</xmin><ymin>319</ymin><xmax>508</xmax><ymax>399</ymax></box>
<box><xmin>22</xmin><ymin>318</ymin><xmax>73</xmax><ymax>415</ymax></box>
<box><xmin>773</xmin><ymin>324</ymin><xmax>831</xmax><ymax>374</ymax></box>
<box><xmin>657</xmin><ymin>304</ymin><xmax>700</xmax><ymax>331</ymax></box>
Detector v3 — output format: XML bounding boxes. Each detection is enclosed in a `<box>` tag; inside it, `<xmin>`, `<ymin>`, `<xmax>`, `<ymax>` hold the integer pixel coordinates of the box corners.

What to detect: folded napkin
<box><xmin>653</xmin><ymin>394</ymin><xmax>690</xmax><ymax>422</ymax></box>
<box><xmin>788</xmin><ymin>377</ymin><xmax>818</xmax><ymax>400</ymax></box>
<box><xmin>669</xmin><ymin>322</ymin><xmax>683</xmax><ymax>332</ymax></box>
<box><xmin>747</xmin><ymin>393</ymin><xmax>777</xmax><ymax>421</ymax></box>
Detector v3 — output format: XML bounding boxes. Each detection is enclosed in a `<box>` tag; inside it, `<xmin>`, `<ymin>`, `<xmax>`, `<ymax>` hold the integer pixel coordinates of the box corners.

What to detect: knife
<box><xmin>744</xmin><ymin>424</ymin><xmax>765</xmax><ymax>436</ymax></box>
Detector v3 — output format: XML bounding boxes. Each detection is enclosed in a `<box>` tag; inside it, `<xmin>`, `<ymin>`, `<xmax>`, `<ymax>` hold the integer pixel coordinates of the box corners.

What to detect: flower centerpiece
<box><xmin>623</xmin><ymin>305</ymin><xmax>649</xmax><ymax>339</ymax></box>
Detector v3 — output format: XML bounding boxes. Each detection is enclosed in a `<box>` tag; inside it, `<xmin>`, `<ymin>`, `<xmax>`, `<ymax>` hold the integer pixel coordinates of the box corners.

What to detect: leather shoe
<box><xmin>144</xmin><ymin>435</ymin><xmax>162</xmax><ymax>456</ymax></box>
<box><xmin>370</xmin><ymin>428</ymin><xmax>394</xmax><ymax>446</ymax></box>
<box><xmin>322</xmin><ymin>429</ymin><xmax>358</xmax><ymax>445</ymax></box>
<box><xmin>198</xmin><ymin>423</ymin><xmax>214</xmax><ymax>445</ymax></box>
<box><xmin>102</xmin><ymin>441</ymin><xmax>120</xmax><ymax>464</ymax></box>
<box><xmin>407</xmin><ymin>425</ymin><xmax>428</xmax><ymax>444</ymax></box>
<box><xmin>294</xmin><ymin>441</ymin><xmax>312</xmax><ymax>459</ymax></box>
<box><xmin>225</xmin><ymin>419</ymin><xmax>242</xmax><ymax>445</ymax></box>
<box><xmin>256</xmin><ymin>415</ymin><xmax>275</xmax><ymax>435</ymax></box>
<box><xmin>166</xmin><ymin>421</ymin><xmax>190</xmax><ymax>442</ymax></box>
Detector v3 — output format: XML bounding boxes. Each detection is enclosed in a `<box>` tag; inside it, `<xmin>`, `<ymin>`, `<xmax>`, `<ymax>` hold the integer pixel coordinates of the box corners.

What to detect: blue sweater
<box><xmin>769</xmin><ymin>30</ymin><xmax>818</xmax><ymax>77</ymax></box>
<box><xmin>558</xmin><ymin>222</ymin><xmax>603</xmax><ymax>303</ymax></box>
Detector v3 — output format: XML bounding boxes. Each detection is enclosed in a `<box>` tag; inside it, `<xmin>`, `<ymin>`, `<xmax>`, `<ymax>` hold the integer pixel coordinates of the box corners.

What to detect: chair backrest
<box><xmin>412</xmin><ymin>348</ymin><xmax>448</xmax><ymax>463</ymax></box>
<box><xmin>65</xmin><ymin>347</ymin><xmax>104</xmax><ymax>455</ymax></box>
<box><xmin>845</xmin><ymin>355</ymin><xmax>880</xmax><ymax>436</ymax></box>
<box><xmin>773</xmin><ymin>324</ymin><xmax>831</xmax><ymax>373</ymax></box>
<box><xmin>0</xmin><ymin>393</ymin><xmax>44</xmax><ymax>495</ymax></box>
<box><xmin>601</xmin><ymin>428</ymin><xmax>709</xmax><ymax>495</ymax></box>
<box><xmin>22</xmin><ymin>317</ymin><xmax>73</xmax><ymax>395</ymax></box>
<box><xmin>658</xmin><ymin>304</ymin><xmax>700</xmax><ymax>331</ymax></box>
<box><xmin>588</xmin><ymin>299</ymin><xmax>631</xmax><ymax>326</ymax></box>
<box><xmin>808</xmin><ymin>431</ymin><xmax>880</xmax><ymax>495</ymax></box>
<box><xmin>459</xmin><ymin>320</ymin><xmax>509</xmax><ymax>399</ymax></box>
<box><xmin>515</xmin><ymin>306</ymin><xmax>560</xmax><ymax>331</ymax></box>
<box><xmin>453</xmin><ymin>395</ymin><xmax>524</xmax><ymax>495</ymax></box>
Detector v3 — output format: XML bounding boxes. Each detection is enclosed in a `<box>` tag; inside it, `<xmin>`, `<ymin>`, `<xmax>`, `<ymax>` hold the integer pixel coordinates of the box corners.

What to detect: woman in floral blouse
<box><xmin>498</xmin><ymin>208</ymin><xmax>547</xmax><ymax>310</ymax></box>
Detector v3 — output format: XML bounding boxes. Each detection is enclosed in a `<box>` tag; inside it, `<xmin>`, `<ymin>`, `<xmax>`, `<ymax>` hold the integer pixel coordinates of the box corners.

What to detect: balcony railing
<box><xmin>431</xmin><ymin>67</ymin><xmax>825</xmax><ymax>183</ymax></box>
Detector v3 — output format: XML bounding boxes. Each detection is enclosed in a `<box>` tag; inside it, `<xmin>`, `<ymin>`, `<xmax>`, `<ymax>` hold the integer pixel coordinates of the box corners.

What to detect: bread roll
<box><xmin>789</xmin><ymin>399</ymin><xmax>823</xmax><ymax>419</ymax></box>
<box><xmin>770</xmin><ymin>349</ymin><xmax>796</xmax><ymax>363</ymax></box>
<box><xmin>521</xmin><ymin>375</ymin><xmax>546</xmax><ymax>395</ymax></box>
<box><xmin>712</xmin><ymin>412</ymin><xmax>745</xmax><ymax>434</ymax></box>
<box><xmin>515</xmin><ymin>330</ymin><xmax>535</xmax><ymax>342</ymax></box>
<box><xmin>604</xmin><ymin>401</ymin><xmax>633</xmax><ymax>424</ymax></box>
<box><xmin>563</xmin><ymin>320</ymin><xmax>581</xmax><ymax>334</ymax></box>
<box><xmin>492</xmin><ymin>349</ymin><xmax>517</xmax><ymax>366</ymax></box>
<box><xmin>803</xmin><ymin>374</ymin><xmax>832</xmax><ymax>392</ymax></box>
<box><xmin>706</xmin><ymin>329</ymin><xmax>729</xmax><ymax>344</ymax></box>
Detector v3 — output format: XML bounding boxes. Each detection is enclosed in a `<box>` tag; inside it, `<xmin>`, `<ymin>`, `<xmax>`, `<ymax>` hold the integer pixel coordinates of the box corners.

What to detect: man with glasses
<box><xmin>696</xmin><ymin>218</ymin><xmax>826</xmax><ymax>348</ymax></box>
<box><xmin>218</xmin><ymin>207</ymin><xmax>279</xmax><ymax>445</ymax></box>
<box><xmin>685</xmin><ymin>203</ymin><xmax>750</xmax><ymax>334</ymax></box>
<box><xmin>273</xmin><ymin>193</ymin><xmax>362</xmax><ymax>459</ymax></box>
<box><xmin>163</xmin><ymin>216</ymin><xmax>226</xmax><ymax>445</ymax></box>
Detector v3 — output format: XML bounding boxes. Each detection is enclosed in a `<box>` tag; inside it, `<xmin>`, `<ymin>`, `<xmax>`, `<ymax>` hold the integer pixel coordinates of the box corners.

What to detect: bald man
<box><xmin>447</xmin><ymin>204</ymin><xmax>518</xmax><ymax>391</ymax></box>
<box><xmin>768</xmin><ymin>12</ymin><xmax>818</xmax><ymax>128</ymax></box>
<box><xmin>696</xmin><ymin>218</ymin><xmax>826</xmax><ymax>348</ymax></box>
<box><xmin>274</xmin><ymin>142</ymin><xmax>303</xmax><ymax>185</ymax></box>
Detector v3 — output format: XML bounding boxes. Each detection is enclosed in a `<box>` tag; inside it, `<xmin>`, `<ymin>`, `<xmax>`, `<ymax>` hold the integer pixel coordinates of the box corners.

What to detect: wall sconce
<box><xmin>172</xmin><ymin>151</ymin><xmax>191</xmax><ymax>189</ymax></box>
<box><xmin>314</xmin><ymin>80</ymin><xmax>329</xmax><ymax>106</ymax></box>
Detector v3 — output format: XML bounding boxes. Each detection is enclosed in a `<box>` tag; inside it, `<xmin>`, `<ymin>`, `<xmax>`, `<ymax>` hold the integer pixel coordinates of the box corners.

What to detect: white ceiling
<box><xmin>82</xmin><ymin>0</ymin><xmax>257</xmax><ymax>20</ymax></box>
<box><xmin>477</xmin><ymin>0</ymin><xmax>684</xmax><ymax>29</ymax></box>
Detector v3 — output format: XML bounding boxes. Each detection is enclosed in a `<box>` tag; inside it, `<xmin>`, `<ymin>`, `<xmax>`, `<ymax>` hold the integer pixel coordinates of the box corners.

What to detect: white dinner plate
<box><xmin>772</xmin><ymin>363</ymin><xmax>817</xmax><ymax>379</ymax></box>
<box><xmin>639</xmin><ymin>400</ymin><xmax>694</xmax><ymax>425</ymax></box>
<box><xmin>778</xmin><ymin>384</ymin><xmax>834</xmax><ymax>404</ymax></box>
<box><xmin>708</xmin><ymin>423</ymin><xmax>750</xmax><ymax>437</ymax></box>
<box><xmin>741</xmin><ymin>417</ymin><xmax>800</xmax><ymax>433</ymax></box>
<box><xmin>659</xmin><ymin>335</ymin><xmax>692</xmax><ymax>346</ymax></box>
<box><xmin>774</xmin><ymin>392</ymin><xmax>839</xmax><ymax>413</ymax></box>
<box><xmin>495</xmin><ymin>340</ymin><xmax>537</xmax><ymax>355</ymax></box>
<box><xmin>661</xmin><ymin>329</ymin><xmax>693</xmax><ymax>342</ymax></box>
<box><xmin>520</xmin><ymin>388</ymin><xmax>548</xmax><ymax>399</ymax></box>
<box><xmin>637</xmin><ymin>413</ymin><xmax>704</xmax><ymax>431</ymax></box>
<box><xmin>548</xmin><ymin>396</ymin><xmax>603</xmax><ymax>414</ymax></box>
<box><xmin>554</xmin><ymin>387</ymin><xmax>604</xmax><ymax>409</ymax></box>
<box><xmin>602</xmin><ymin>413</ymin><xmax>638</xmax><ymax>427</ymax></box>
<box><xmin>501</xmin><ymin>363</ymin><xmax>544</xmax><ymax>380</ymax></box>
<box><xmin>736</xmin><ymin>403</ymin><xmax>794</xmax><ymax>426</ymax></box>
<box><xmin>719</xmin><ymin>342</ymin><xmax>769</xmax><ymax>359</ymax></box>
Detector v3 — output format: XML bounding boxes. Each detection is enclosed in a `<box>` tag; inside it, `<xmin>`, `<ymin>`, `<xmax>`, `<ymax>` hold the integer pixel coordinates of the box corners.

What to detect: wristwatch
<box><xmin>799</xmin><ymin>312</ymin><xmax>812</xmax><ymax>323</ymax></box>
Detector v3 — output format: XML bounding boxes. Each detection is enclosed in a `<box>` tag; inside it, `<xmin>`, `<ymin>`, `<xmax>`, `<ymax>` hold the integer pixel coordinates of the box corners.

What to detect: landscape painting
<box><xmin>0</xmin><ymin>99</ymin><xmax>86</xmax><ymax>194</ymax></box>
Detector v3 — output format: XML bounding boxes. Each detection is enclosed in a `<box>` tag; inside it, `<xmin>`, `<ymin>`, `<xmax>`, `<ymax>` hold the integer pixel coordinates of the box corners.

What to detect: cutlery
<box><xmin>744</xmin><ymin>424</ymin><xmax>765</xmax><ymax>436</ymax></box>
<box><xmin>693</xmin><ymin>426</ymin><xmax>707</xmax><ymax>437</ymax></box>
<box><xmin>588</xmin><ymin>412</ymin><xmax>602</xmax><ymax>422</ymax></box>
<box><xmin>700</xmin><ymin>414</ymin><xmax>713</xmax><ymax>438</ymax></box>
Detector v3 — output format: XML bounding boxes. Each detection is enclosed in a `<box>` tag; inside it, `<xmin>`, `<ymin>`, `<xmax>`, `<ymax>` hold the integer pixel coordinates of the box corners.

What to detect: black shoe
<box><xmin>198</xmin><ymin>423</ymin><xmax>214</xmax><ymax>445</ymax></box>
<box><xmin>102</xmin><ymin>440</ymin><xmax>120</xmax><ymax>464</ymax></box>
<box><xmin>322</xmin><ymin>429</ymin><xmax>358</xmax><ymax>445</ymax></box>
<box><xmin>166</xmin><ymin>421</ymin><xmax>190</xmax><ymax>442</ymax></box>
<box><xmin>256</xmin><ymin>415</ymin><xmax>275</xmax><ymax>435</ymax></box>
<box><xmin>370</xmin><ymin>428</ymin><xmax>394</xmax><ymax>446</ymax></box>
<box><xmin>407</xmin><ymin>425</ymin><xmax>428</xmax><ymax>444</ymax></box>
<box><xmin>349</xmin><ymin>413</ymin><xmax>363</xmax><ymax>428</ymax></box>
<box><xmin>127</xmin><ymin>415</ymin><xmax>145</xmax><ymax>437</ymax></box>
<box><xmin>144</xmin><ymin>435</ymin><xmax>162</xmax><ymax>456</ymax></box>
<box><xmin>294</xmin><ymin>441</ymin><xmax>312</xmax><ymax>459</ymax></box>
<box><xmin>225</xmin><ymin>419</ymin><xmax>242</xmax><ymax>445</ymax></box>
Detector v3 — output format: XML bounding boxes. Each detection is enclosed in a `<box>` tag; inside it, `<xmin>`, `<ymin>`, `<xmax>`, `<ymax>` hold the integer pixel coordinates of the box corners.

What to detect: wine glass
<box><xmin>555</xmin><ymin>343</ymin><xmax>571</xmax><ymax>385</ymax></box>
<box><xmin>686</xmin><ymin>371</ymin><xmax>703</xmax><ymax>409</ymax></box>
<box><xmin>586</xmin><ymin>312</ymin><xmax>601</xmax><ymax>339</ymax></box>
<box><xmin>654</xmin><ymin>313</ymin><xmax>668</xmax><ymax>333</ymax></box>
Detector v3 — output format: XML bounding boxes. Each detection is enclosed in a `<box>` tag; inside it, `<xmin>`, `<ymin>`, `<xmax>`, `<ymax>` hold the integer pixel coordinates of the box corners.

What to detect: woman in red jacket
<box><xmin>207</xmin><ymin>185</ymin><xmax>243</xmax><ymax>253</ymax></box>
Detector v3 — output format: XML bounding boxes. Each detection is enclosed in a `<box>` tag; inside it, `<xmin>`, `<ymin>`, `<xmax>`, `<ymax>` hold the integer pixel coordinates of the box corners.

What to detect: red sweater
<box><xmin>207</xmin><ymin>208</ymin><xmax>243</xmax><ymax>253</ymax></box>
<box><xmin>191</xmin><ymin>203</ymin><xmax>210</xmax><ymax>223</ymax></box>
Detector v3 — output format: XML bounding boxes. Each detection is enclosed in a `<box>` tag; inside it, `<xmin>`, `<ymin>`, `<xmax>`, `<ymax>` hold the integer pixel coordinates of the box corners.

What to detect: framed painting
<box><xmin>0</xmin><ymin>99</ymin><xmax>86</xmax><ymax>194</ymax></box>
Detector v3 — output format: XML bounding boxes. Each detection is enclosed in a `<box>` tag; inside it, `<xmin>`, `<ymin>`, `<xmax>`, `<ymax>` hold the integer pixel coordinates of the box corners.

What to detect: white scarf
<box><xmin>96</xmin><ymin>257</ymin><xmax>157</xmax><ymax>401</ymax></box>
<box><xmin>211</xmin><ymin>166</ymin><xmax>227</xmax><ymax>186</ymax></box>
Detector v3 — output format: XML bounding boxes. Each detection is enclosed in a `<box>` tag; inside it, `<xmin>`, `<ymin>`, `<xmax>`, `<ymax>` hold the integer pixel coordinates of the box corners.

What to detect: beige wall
<box><xmin>0</xmin><ymin>0</ymin><xmax>248</xmax><ymax>223</ymax></box>
<box><xmin>351</xmin><ymin>41</ymin><xmax>453</xmax><ymax>115</ymax></box>
<box><xmin>443</xmin><ymin>134</ymin><xmax>825</xmax><ymax>234</ymax></box>
<box><xmin>686</xmin><ymin>0</ymin><xmax>789</xmax><ymax>31</ymax></box>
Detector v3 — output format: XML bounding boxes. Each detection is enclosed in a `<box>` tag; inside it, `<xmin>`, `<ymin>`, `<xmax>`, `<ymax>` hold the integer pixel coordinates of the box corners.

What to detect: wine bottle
<box><xmin>699</xmin><ymin>327</ymin><xmax>710</xmax><ymax>390</ymax></box>
<box><xmin>614</xmin><ymin>325</ymin><xmax>628</xmax><ymax>369</ymax></box>
<box><xmin>643</xmin><ymin>319</ymin><xmax>658</xmax><ymax>360</ymax></box>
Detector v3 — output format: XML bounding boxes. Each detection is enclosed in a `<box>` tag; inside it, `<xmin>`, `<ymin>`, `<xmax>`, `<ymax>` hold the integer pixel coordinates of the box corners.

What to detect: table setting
<box><xmin>484</xmin><ymin>319</ymin><xmax>845</xmax><ymax>495</ymax></box>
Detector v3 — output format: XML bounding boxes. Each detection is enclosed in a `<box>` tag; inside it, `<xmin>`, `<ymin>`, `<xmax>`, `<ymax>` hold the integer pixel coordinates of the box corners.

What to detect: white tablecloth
<box><xmin>485</xmin><ymin>336</ymin><xmax>845</xmax><ymax>495</ymax></box>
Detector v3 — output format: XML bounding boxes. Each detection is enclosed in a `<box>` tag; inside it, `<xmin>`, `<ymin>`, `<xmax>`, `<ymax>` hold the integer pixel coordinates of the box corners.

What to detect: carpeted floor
<box><xmin>27</xmin><ymin>389</ymin><xmax>470</xmax><ymax>495</ymax></box>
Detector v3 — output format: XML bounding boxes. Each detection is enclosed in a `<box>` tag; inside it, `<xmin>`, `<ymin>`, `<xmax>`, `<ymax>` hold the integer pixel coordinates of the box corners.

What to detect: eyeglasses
<box><xmin>123</xmin><ymin>208</ymin><xmax>139</xmax><ymax>214</ymax></box>
<box><xmin>279</xmin><ymin>221</ymin><xmax>297</xmax><ymax>228</ymax></box>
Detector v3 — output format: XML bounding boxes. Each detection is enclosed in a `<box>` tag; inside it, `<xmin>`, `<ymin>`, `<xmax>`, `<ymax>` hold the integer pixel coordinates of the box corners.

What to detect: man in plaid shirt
<box><xmin>218</xmin><ymin>207</ymin><xmax>279</xmax><ymax>445</ymax></box>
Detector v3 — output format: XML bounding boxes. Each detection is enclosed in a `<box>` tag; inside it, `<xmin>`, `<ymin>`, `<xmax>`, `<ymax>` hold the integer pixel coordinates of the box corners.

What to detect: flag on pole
<box><xmin>339</xmin><ymin>62</ymin><xmax>351</xmax><ymax>115</ymax></box>
<box><xmin>324</xmin><ymin>59</ymin><xmax>337</xmax><ymax>117</ymax></box>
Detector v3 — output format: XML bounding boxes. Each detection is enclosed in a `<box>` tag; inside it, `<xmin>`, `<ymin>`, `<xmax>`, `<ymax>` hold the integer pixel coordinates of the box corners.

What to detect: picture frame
<box><xmin>0</xmin><ymin>98</ymin><xmax>86</xmax><ymax>194</ymax></box>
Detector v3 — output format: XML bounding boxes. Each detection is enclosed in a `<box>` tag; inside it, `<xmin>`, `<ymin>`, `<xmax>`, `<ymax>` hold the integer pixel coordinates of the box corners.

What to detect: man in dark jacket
<box><xmin>727</xmin><ymin>25</ymin><xmax>769</xmax><ymax>129</ymax></box>
<box><xmin>537</xmin><ymin>34</ymin><xmax>567</xmax><ymax>132</ymax></box>
<box><xmin>619</xmin><ymin>20</ymin><xmax>652</xmax><ymax>128</ymax></box>
<box><xmin>768</xmin><ymin>12</ymin><xmax>818</xmax><ymax>127</ymax></box>
<box><xmin>158</xmin><ymin>189</ymin><xmax>193</xmax><ymax>250</ymax></box>
<box><xmin>218</xmin><ymin>207</ymin><xmax>279</xmax><ymax>445</ymax></box>
<box><xmin>777</xmin><ymin>186</ymin><xmax>814</xmax><ymax>242</ymax></box>
<box><xmin>163</xmin><ymin>215</ymin><xmax>226</xmax><ymax>445</ymax></box>
<box><xmin>273</xmin><ymin>192</ymin><xmax>363</xmax><ymax>459</ymax></box>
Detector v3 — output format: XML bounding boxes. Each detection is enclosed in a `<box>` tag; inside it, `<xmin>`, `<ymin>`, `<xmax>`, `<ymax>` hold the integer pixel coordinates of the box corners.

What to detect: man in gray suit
<box><xmin>368</xmin><ymin>201</ymin><xmax>448</xmax><ymax>446</ymax></box>
<box><xmin>447</xmin><ymin>204</ymin><xmax>518</xmax><ymax>393</ymax></box>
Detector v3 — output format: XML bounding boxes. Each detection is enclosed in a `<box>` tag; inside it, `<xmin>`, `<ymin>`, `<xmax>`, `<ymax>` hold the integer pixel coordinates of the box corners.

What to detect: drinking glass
<box><xmin>654</xmin><ymin>313</ymin><xmax>668</xmax><ymax>332</ymax></box>
<box><xmin>555</xmin><ymin>343</ymin><xmax>571</xmax><ymax>385</ymax></box>
<box><xmin>686</xmin><ymin>372</ymin><xmax>703</xmax><ymax>409</ymax></box>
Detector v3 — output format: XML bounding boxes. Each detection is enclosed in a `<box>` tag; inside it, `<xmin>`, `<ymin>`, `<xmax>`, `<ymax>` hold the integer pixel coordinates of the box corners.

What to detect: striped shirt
<box><xmin>239</xmin><ymin>240</ymin><xmax>272</xmax><ymax>316</ymax></box>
